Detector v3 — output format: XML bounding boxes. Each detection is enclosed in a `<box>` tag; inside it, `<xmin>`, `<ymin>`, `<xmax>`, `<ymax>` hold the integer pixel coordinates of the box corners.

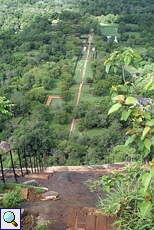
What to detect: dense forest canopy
<box><xmin>0</xmin><ymin>0</ymin><xmax>154</xmax><ymax>166</ymax></box>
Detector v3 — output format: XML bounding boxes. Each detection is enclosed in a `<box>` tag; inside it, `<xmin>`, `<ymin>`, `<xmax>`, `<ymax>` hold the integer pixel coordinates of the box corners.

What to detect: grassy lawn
<box><xmin>50</xmin><ymin>88</ymin><xmax>61</xmax><ymax>94</ymax></box>
<box><xmin>85</xmin><ymin>61</ymin><xmax>93</xmax><ymax>79</ymax></box>
<box><xmin>100</xmin><ymin>23</ymin><xmax>119</xmax><ymax>27</ymax></box>
<box><xmin>80</xmin><ymin>92</ymin><xmax>102</xmax><ymax>104</ymax></box>
<box><xmin>101</xmin><ymin>27</ymin><xmax>119</xmax><ymax>35</ymax></box>
<box><xmin>74</xmin><ymin>60</ymin><xmax>84</xmax><ymax>82</ymax></box>
<box><xmin>68</xmin><ymin>93</ymin><xmax>77</xmax><ymax>104</ymax></box>
<box><xmin>49</xmin><ymin>118</ymin><xmax>72</xmax><ymax>130</ymax></box>
<box><xmin>100</xmin><ymin>23</ymin><xmax>119</xmax><ymax>36</ymax></box>
<box><xmin>125</xmin><ymin>32</ymin><xmax>140</xmax><ymax>37</ymax></box>
<box><xmin>83</xmin><ymin>128</ymin><xmax>101</xmax><ymax>137</ymax></box>
<box><xmin>71</xmin><ymin>88</ymin><xmax>79</xmax><ymax>93</ymax></box>
<box><xmin>73</xmin><ymin>122</ymin><xmax>101</xmax><ymax>137</ymax></box>
<box><xmin>80</xmin><ymin>35</ymin><xmax>89</xmax><ymax>38</ymax></box>
<box><xmin>82</xmin><ymin>84</ymin><xmax>91</xmax><ymax>92</ymax></box>
<box><xmin>90</xmin><ymin>36</ymin><xmax>95</xmax><ymax>44</ymax></box>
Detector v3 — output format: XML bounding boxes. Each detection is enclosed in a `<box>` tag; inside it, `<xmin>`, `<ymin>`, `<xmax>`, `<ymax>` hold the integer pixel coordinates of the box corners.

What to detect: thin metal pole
<box><xmin>41</xmin><ymin>154</ymin><xmax>44</xmax><ymax>171</ymax></box>
<box><xmin>29</xmin><ymin>150</ymin><xmax>33</xmax><ymax>173</ymax></box>
<box><xmin>38</xmin><ymin>155</ymin><xmax>41</xmax><ymax>172</ymax></box>
<box><xmin>0</xmin><ymin>154</ymin><xmax>5</xmax><ymax>183</ymax></box>
<box><xmin>10</xmin><ymin>150</ymin><xmax>17</xmax><ymax>182</ymax></box>
<box><xmin>34</xmin><ymin>153</ymin><xmax>36</xmax><ymax>173</ymax></box>
<box><xmin>17</xmin><ymin>148</ymin><xmax>24</xmax><ymax>177</ymax></box>
<box><xmin>36</xmin><ymin>155</ymin><xmax>39</xmax><ymax>172</ymax></box>
<box><xmin>23</xmin><ymin>146</ymin><xmax>28</xmax><ymax>175</ymax></box>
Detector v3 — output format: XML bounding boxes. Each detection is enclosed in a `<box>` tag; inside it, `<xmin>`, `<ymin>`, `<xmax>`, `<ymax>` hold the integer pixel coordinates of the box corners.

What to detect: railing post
<box><xmin>23</xmin><ymin>146</ymin><xmax>28</xmax><ymax>175</ymax></box>
<box><xmin>41</xmin><ymin>154</ymin><xmax>43</xmax><ymax>171</ymax></box>
<box><xmin>34</xmin><ymin>153</ymin><xmax>36</xmax><ymax>173</ymax></box>
<box><xmin>10</xmin><ymin>150</ymin><xmax>17</xmax><ymax>182</ymax></box>
<box><xmin>36</xmin><ymin>155</ymin><xmax>39</xmax><ymax>172</ymax></box>
<box><xmin>113</xmin><ymin>156</ymin><xmax>114</xmax><ymax>164</ymax></box>
<box><xmin>0</xmin><ymin>154</ymin><xmax>5</xmax><ymax>184</ymax></box>
<box><xmin>29</xmin><ymin>150</ymin><xmax>33</xmax><ymax>173</ymax></box>
<box><xmin>38</xmin><ymin>155</ymin><xmax>41</xmax><ymax>172</ymax></box>
<box><xmin>17</xmin><ymin>148</ymin><xmax>24</xmax><ymax>177</ymax></box>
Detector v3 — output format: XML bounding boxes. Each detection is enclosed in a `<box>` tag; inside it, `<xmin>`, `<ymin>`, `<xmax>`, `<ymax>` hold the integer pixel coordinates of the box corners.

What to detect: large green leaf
<box><xmin>141</xmin><ymin>126</ymin><xmax>151</xmax><ymax>141</ymax></box>
<box><xmin>144</xmin><ymin>78</ymin><xmax>153</xmax><ymax>90</ymax></box>
<box><xmin>141</xmin><ymin>201</ymin><xmax>153</xmax><ymax>218</ymax></box>
<box><xmin>139</xmin><ymin>188</ymin><xmax>150</xmax><ymax>196</ymax></box>
<box><xmin>144</xmin><ymin>138</ymin><xmax>152</xmax><ymax>151</ymax></box>
<box><xmin>125</xmin><ymin>97</ymin><xmax>138</xmax><ymax>105</ymax></box>
<box><xmin>121</xmin><ymin>110</ymin><xmax>131</xmax><ymax>121</ymax></box>
<box><xmin>142</xmin><ymin>173</ymin><xmax>152</xmax><ymax>192</ymax></box>
<box><xmin>152</xmin><ymin>166</ymin><xmax>154</xmax><ymax>176</ymax></box>
<box><xmin>124</xmin><ymin>56</ymin><xmax>131</xmax><ymax>66</ymax></box>
<box><xmin>114</xmin><ymin>66</ymin><xmax>118</xmax><ymax>73</ymax></box>
<box><xmin>133</xmin><ymin>51</ymin><xmax>142</xmax><ymax>60</ymax></box>
<box><xmin>114</xmin><ymin>95</ymin><xmax>124</xmax><ymax>101</ymax></box>
<box><xmin>105</xmin><ymin>62</ymin><xmax>111</xmax><ymax>73</ymax></box>
<box><xmin>125</xmin><ymin>135</ymin><xmax>135</xmax><ymax>146</ymax></box>
<box><xmin>146</xmin><ymin>119</ymin><xmax>154</xmax><ymax>127</ymax></box>
<box><xmin>108</xmin><ymin>103</ymin><xmax>122</xmax><ymax>115</ymax></box>
<box><xmin>132</xmin><ymin>60</ymin><xmax>139</xmax><ymax>69</ymax></box>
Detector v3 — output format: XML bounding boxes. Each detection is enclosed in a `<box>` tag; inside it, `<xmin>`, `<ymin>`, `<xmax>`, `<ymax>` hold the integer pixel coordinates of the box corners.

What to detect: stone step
<box><xmin>66</xmin><ymin>207</ymin><xmax>118</xmax><ymax>230</ymax></box>
<box><xmin>44</xmin><ymin>162</ymin><xmax>133</xmax><ymax>174</ymax></box>
<box><xmin>25</xmin><ymin>174</ymin><xmax>49</xmax><ymax>180</ymax></box>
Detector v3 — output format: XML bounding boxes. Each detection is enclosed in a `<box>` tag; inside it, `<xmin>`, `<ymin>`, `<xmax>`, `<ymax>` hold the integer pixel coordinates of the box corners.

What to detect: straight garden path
<box><xmin>69</xmin><ymin>34</ymin><xmax>93</xmax><ymax>137</ymax></box>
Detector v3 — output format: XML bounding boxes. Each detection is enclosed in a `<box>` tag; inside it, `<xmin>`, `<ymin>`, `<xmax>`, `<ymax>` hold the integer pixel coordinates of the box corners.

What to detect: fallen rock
<box><xmin>42</xmin><ymin>191</ymin><xmax>58</xmax><ymax>198</ymax></box>
<box><xmin>41</xmin><ymin>197</ymin><xmax>60</xmax><ymax>201</ymax></box>
<box><xmin>34</xmin><ymin>186</ymin><xmax>49</xmax><ymax>192</ymax></box>
<box><xmin>23</xmin><ymin>179</ymin><xmax>40</xmax><ymax>187</ymax></box>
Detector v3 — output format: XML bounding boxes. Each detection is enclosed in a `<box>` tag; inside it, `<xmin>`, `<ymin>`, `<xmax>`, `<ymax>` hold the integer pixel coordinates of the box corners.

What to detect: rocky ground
<box><xmin>16</xmin><ymin>163</ymin><xmax>129</xmax><ymax>230</ymax></box>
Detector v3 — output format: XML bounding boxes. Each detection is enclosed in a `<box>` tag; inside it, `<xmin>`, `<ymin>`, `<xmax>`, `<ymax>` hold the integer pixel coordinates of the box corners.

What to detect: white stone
<box><xmin>23</xmin><ymin>179</ymin><xmax>39</xmax><ymax>186</ymax></box>
<box><xmin>42</xmin><ymin>191</ymin><xmax>58</xmax><ymax>198</ymax></box>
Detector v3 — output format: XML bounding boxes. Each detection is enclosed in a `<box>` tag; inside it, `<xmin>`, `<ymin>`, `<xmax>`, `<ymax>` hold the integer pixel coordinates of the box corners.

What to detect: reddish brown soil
<box><xmin>21</xmin><ymin>188</ymin><xmax>44</xmax><ymax>229</ymax></box>
<box><xmin>27</xmin><ymin>188</ymin><xmax>44</xmax><ymax>202</ymax></box>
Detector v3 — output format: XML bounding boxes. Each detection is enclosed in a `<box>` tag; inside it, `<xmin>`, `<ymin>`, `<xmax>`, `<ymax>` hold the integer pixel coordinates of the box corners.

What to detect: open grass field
<box><xmin>125</xmin><ymin>32</ymin><xmax>140</xmax><ymax>37</ymax></box>
<box><xmin>82</xmin><ymin>84</ymin><xmax>91</xmax><ymax>93</ymax></box>
<box><xmin>80</xmin><ymin>35</ymin><xmax>89</xmax><ymax>38</ymax></box>
<box><xmin>68</xmin><ymin>93</ymin><xmax>77</xmax><ymax>104</ymax></box>
<box><xmin>100</xmin><ymin>23</ymin><xmax>119</xmax><ymax>35</ymax></box>
<box><xmin>74</xmin><ymin>122</ymin><xmax>101</xmax><ymax>137</ymax></box>
<box><xmin>100</xmin><ymin>23</ymin><xmax>140</xmax><ymax>38</ymax></box>
<box><xmin>84</xmin><ymin>60</ymin><xmax>93</xmax><ymax>79</ymax></box>
<box><xmin>74</xmin><ymin>59</ymin><xmax>84</xmax><ymax>82</ymax></box>
<box><xmin>80</xmin><ymin>92</ymin><xmax>102</xmax><ymax>104</ymax></box>
<box><xmin>71</xmin><ymin>84</ymin><xmax>79</xmax><ymax>93</ymax></box>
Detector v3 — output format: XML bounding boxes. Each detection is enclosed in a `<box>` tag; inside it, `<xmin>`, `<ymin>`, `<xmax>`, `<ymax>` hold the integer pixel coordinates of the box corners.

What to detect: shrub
<box><xmin>3</xmin><ymin>187</ymin><xmax>25</xmax><ymax>208</ymax></box>
<box><xmin>86</xmin><ymin>162</ymin><xmax>154</xmax><ymax>230</ymax></box>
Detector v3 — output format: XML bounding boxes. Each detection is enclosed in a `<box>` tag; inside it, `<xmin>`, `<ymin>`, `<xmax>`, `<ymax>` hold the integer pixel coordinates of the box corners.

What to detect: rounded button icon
<box><xmin>3</xmin><ymin>211</ymin><xmax>18</xmax><ymax>227</ymax></box>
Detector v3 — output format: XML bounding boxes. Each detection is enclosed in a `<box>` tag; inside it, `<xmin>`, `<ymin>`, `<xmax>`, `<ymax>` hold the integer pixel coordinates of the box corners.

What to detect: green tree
<box><xmin>54</xmin><ymin>110</ymin><xmax>69</xmax><ymax>125</ymax></box>
<box><xmin>104</xmin><ymin>49</ymin><xmax>142</xmax><ymax>83</ymax></box>
<box><xmin>0</xmin><ymin>97</ymin><xmax>13</xmax><ymax>118</ymax></box>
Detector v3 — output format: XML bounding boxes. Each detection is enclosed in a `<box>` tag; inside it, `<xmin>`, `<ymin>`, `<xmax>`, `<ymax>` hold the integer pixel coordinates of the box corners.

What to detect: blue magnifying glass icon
<box><xmin>3</xmin><ymin>211</ymin><xmax>18</xmax><ymax>227</ymax></box>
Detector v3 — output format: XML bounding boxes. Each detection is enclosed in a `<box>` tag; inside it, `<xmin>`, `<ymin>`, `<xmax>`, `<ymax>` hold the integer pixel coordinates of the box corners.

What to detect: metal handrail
<box><xmin>0</xmin><ymin>146</ymin><xmax>49</xmax><ymax>183</ymax></box>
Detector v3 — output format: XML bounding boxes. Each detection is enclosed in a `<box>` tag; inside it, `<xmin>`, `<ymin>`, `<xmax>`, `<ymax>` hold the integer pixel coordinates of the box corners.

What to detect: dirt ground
<box><xmin>19</xmin><ymin>171</ymin><xmax>105</xmax><ymax>230</ymax></box>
